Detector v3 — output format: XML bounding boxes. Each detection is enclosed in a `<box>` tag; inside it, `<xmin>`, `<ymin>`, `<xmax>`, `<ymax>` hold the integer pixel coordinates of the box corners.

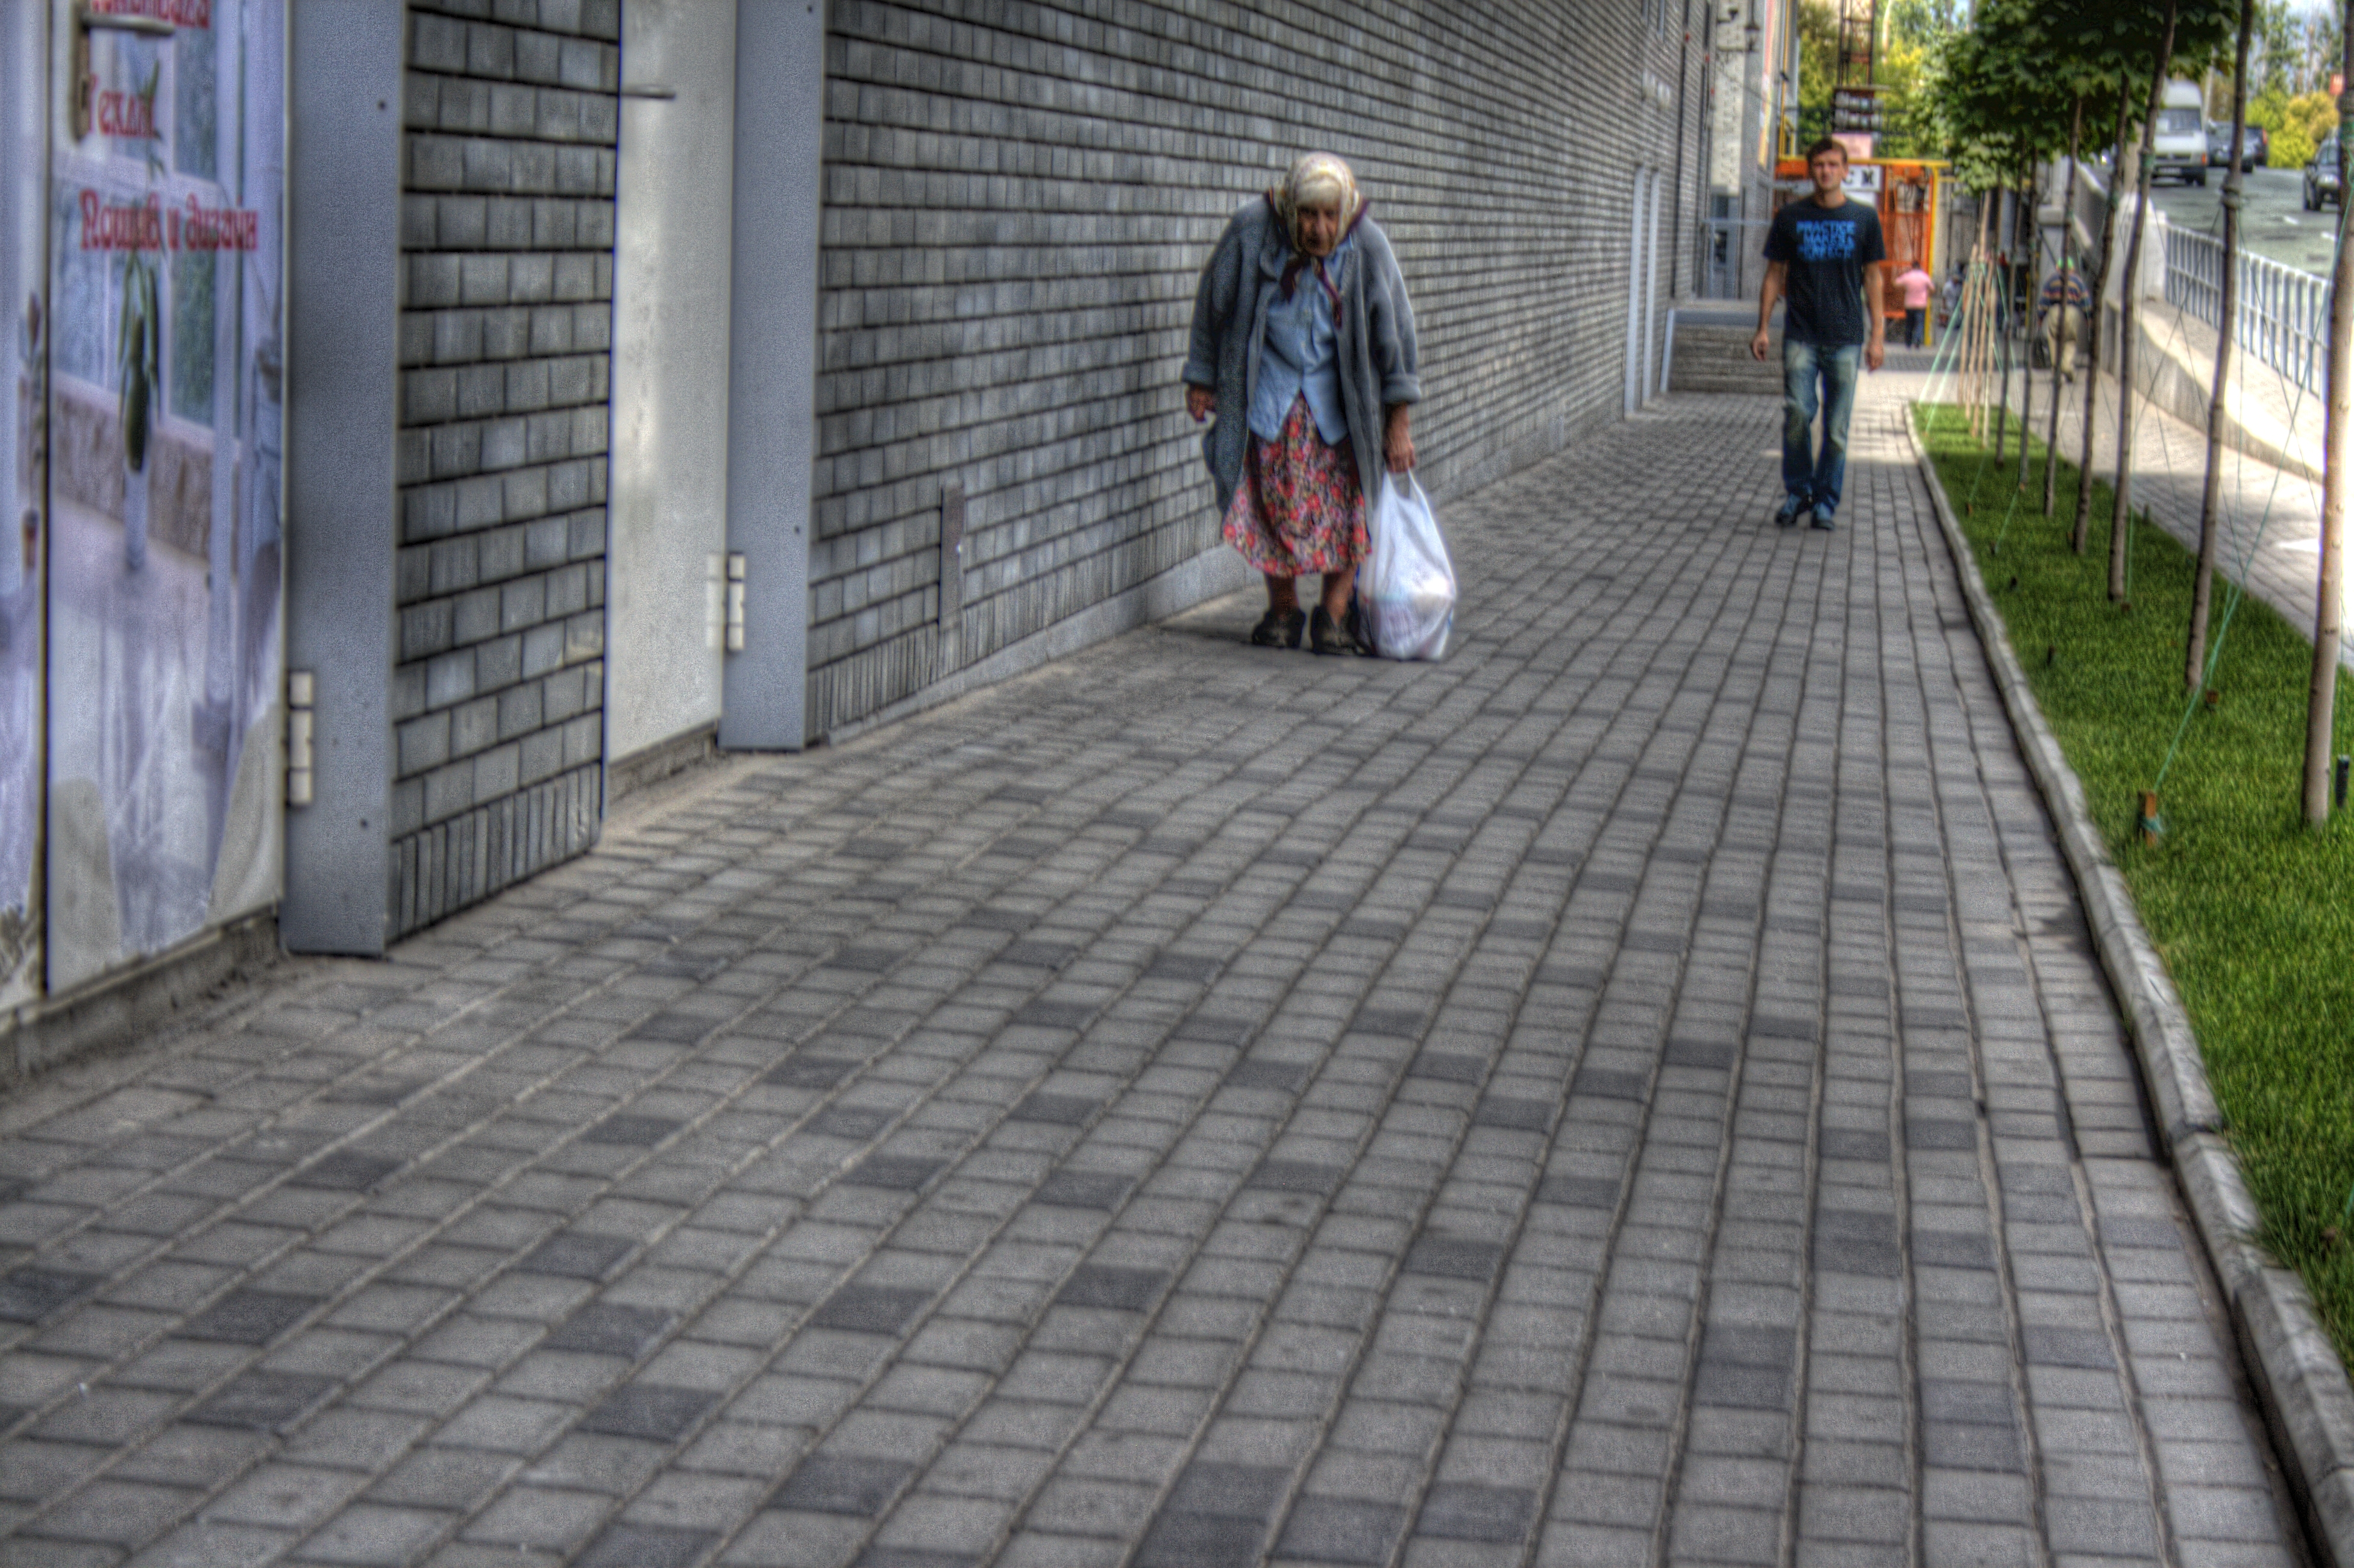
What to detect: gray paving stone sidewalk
<box><xmin>0</xmin><ymin>384</ymin><xmax>2313</xmax><ymax>1568</ymax></box>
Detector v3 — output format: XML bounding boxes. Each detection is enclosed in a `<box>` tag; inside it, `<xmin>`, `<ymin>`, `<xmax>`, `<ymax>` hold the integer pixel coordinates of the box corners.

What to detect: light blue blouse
<box><xmin>1249</xmin><ymin>236</ymin><xmax>1353</xmax><ymax>446</ymax></box>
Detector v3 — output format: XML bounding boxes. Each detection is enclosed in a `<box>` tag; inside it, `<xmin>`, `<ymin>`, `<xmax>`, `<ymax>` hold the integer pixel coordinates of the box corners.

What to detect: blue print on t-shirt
<box><xmin>1795</xmin><ymin>218</ymin><xmax>1858</xmax><ymax>262</ymax></box>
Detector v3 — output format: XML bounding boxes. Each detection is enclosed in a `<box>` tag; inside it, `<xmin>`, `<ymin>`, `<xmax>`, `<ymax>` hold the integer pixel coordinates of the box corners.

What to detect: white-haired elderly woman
<box><xmin>1184</xmin><ymin>152</ymin><xmax>1419</xmax><ymax>654</ymax></box>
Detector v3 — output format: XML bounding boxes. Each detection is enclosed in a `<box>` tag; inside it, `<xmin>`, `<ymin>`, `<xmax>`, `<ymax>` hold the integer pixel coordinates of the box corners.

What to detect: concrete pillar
<box><xmin>281</xmin><ymin>2</ymin><xmax>402</xmax><ymax>955</ymax></box>
<box><xmin>720</xmin><ymin>0</ymin><xmax>824</xmax><ymax>751</ymax></box>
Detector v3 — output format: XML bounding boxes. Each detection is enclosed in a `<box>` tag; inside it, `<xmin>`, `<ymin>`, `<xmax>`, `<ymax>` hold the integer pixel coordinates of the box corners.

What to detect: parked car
<box><xmin>2206</xmin><ymin>122</ymin><xmax>2265</xmax><ymax>173</ymax></box>
<box><xmin>2305</xmin><ymin>136</ymin><xmax>2343</xmax><ymax>210</ymax></box>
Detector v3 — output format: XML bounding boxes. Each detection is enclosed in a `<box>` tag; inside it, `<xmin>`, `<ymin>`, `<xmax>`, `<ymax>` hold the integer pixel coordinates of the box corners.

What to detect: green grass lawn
<box><xmin>1913</xmin><ymin>403</ymin><xmax>2354</xmax><ymax>1363</ymax></box>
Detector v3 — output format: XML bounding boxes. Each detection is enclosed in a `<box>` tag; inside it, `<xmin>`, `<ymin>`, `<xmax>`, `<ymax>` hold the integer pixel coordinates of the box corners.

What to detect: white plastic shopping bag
<box><xmin>1362</xmin><ymin>472</ymin><xmax>1456</xmax><ymax>660</ymax></box>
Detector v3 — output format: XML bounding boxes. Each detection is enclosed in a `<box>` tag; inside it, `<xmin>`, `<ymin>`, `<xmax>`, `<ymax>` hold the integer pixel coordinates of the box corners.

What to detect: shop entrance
<box><xmin>0</xmin><ymin>0</ymin><xmax>284</xmax><ymax>1008</ymax></box>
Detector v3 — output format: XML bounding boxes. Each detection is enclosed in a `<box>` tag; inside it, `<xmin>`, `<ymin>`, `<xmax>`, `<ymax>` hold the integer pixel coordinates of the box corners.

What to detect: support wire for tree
<box><xmin>2017</xmin><ymin>163</ymin><xmax>2039</xmax><ymax>497</ymax></box>
<box><xmin>2188</xmin><ymin>0</ymin><xmax>2259</xmax><ymax>687</ymax></box>
<box><xmin>2153</xmin><ymin>211</ymin><xmax>2338</xmax><ymax>800</ymax></box>
<box><xmin>2045</xmin><ymin>96</ymin><xmax>2083</xmax><ymax>519</ymax></box>
<box><xmin>2110</xmin><ymin>0</ymin><xmax>2181</xmax><ymax>604</ymax></box>
<box><xmin>2076</xmin><ymin>87</ymin><xmax>2135</xmax><ymax>554</ymax></box>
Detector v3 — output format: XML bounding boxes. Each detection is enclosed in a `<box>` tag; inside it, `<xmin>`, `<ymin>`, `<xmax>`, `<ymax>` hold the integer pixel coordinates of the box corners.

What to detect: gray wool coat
<box><xmin>1182</xmin><ymin>195</ymin><xmax>1420</xmax><ymax>515</ymax></box>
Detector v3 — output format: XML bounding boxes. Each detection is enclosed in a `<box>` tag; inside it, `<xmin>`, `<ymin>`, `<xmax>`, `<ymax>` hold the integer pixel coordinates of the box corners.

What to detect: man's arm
<box><xmin>1864</xmin><ymin>264</ymin><xmax>1886</xmax><ymax>371</ymax></box>
<box><xmin>1751</xmin><ymin>261</ymin><xmax>1787</xmax><ymax>361</ymax></box>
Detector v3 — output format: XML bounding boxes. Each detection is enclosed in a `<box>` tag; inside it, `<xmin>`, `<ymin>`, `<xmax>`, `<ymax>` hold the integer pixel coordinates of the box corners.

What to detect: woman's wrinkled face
<box><xmin>1296</xmin><ymin>201</ymin><xmax>1341</xmax><ymax>258</ymax></box>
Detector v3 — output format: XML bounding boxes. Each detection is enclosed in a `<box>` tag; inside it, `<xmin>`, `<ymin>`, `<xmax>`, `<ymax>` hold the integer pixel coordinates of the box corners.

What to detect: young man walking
<box><xmin>1750</xmin><ymin>138</ymin><xmax>1886</xmax><ymax>531</ymax></box>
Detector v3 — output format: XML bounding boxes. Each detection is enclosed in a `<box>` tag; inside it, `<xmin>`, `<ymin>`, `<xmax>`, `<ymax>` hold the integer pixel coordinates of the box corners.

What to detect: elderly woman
<box><xmin>1184</xmin><ymin>153</ymin><xmax>1419</xmax><ymax>654</ymax></box>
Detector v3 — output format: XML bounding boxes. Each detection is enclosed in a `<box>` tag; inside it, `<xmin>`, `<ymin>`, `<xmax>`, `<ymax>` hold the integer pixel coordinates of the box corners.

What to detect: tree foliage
<box><xmin>1796</xmin><ymin>0</ymin><xmax>1947</xmax><ymax>157</ymax></box>
<box><xmin>2249</xmin><ymin>83</ymin><xmax>2340</xmax><ymax>165</ymax></box>
<box><xmin>1926</xmin><ymin>0</ymin><xmax>2082</xmax><ymax>191</ymax></box>
<box><xmin>1922</xmin><ymin>0</ymin><xmax>2243</xmax><ymax>189</ymax></box>
<box><xmin>2255</xmin><ymin>0</ymin><xmax>2305</xmax><ymax>93</ymax></box>
<box><xmin>1797</xmin><ymin>0</ymin><xmax>1841</xmax><ymax>142</ymax></box>
<box><xmin>1889</xmin><ymin>0</ymin><xmax>1964</xmax><ymax>49</ymax></box>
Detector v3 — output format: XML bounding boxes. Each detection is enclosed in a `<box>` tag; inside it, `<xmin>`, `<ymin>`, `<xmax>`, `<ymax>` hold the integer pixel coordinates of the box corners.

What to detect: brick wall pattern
<box><xmin>809</xmin><ymin>0</ymin><xmax>1709</xmax><ymax>735</ymax></box>
<box><xmin>391</xmin><ymin>0</ymin><xmax>621</xmax><ymax>937</ymax></box>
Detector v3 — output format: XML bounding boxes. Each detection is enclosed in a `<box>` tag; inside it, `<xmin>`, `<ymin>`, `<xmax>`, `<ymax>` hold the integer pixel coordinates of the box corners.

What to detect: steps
<box><xmin>1667</xmin><ymin>305</ymin><xmax>1781</xmax><ymax>395</ymax></box>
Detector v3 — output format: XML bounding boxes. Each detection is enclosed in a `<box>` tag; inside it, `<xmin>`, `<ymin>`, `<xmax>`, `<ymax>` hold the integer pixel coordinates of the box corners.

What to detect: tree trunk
<box><xmin>2047</xmin><ymin>96</ymin><xmax>2082</xmax><ymax>518</ymax></box>
<box><xmin>2189</xmin><ymin>0</ymin><xmax>2258</xmax><ymax>687</ymax></box>
<box><xmin>2018</xmin><ymin>165</ymin><xmax>2036</xmax><ymax>492</ymax></box>
<box><xmin>2111</xmin><ymin>2</ymin><xmax>2179</xmax><ymax>604</ymax></box>
<box><xmin>2304</xmin><ymin>5</ymin><xmax>2353</xmax><ymax>823</ymax></box>
<box><xmin>2075</xmin><ymin>87</ymin><xmax>2133</xmax><ymax>554</ymax></box>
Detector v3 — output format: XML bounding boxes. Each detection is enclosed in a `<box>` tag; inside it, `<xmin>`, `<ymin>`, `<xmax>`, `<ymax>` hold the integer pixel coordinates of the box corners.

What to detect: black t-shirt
<box><xmin>1763</xmin><ymin>196</ymin><xmax>1888</xmax><ymax>347</ymax></box>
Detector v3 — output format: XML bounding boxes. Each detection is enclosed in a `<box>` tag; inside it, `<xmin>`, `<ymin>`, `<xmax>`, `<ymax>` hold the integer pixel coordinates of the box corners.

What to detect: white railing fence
<box><xmin>2162</xmin><ymin>222</ymin><xmax>2330</xmax><ymax>394</ymax></box>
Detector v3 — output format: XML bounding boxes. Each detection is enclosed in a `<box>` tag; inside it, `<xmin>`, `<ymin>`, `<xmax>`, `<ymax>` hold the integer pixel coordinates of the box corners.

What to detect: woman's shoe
<box><xmin>1251</xmin><ymin>607</ymin><xmax>1307</xmax><ymax>648</ymax></box>
<box><xmin>1308</xmin><ymin>606</ymin><xmax>1356</xmax><ymax>656</ymax></box>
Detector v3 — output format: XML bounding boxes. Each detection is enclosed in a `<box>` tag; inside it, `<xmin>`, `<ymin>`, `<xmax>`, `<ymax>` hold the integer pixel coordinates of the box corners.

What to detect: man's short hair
<box><xmin>1803</xmin><ymin>137</ymin><xmax>1847</xmax><ymax>165</ymax></box>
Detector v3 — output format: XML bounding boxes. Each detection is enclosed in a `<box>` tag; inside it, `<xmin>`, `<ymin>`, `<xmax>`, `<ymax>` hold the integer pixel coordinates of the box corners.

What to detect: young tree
<box><xmin>2110</xmin><ymin>0</ymin><xmax>2184</xmax><ymax>604</ymax></box>
<box><xmin>2255</xmin><ymin>0</ymin><xmax>2301</xmax><ymax>92</ymax></box>
<box><xmin>2076</xmin><ymin>83</ymin><xmax>2138</xmax><ymax>555</ymax></box>
<box><xmin>2314</xmin><ymin>4</ymin><xmax>2346</xmax><ymax>88</ymax></box>
<box><xmin>2305</xmin><ymin>0</ymin><xmax>2351</xmax><ymax>823</ymax></box>
<box><xmin>2188</xmin><ymin>0</ymin><xmax>2260</xmax><ymax>687</ymax></box>
<box><xmin>2046</xmin><ymin>94</ymin><xmax>2083</xmax><ymax>519</ymax></box>
<box><xmin>2025</xmin><ymin>0</ymin><xmax>2233</xmax><ymax>560</ymax></box>
<box><xmin>1930</xmin><ymin>1</ymin><xmax>2079</xmax><ymax>472</ymax></box>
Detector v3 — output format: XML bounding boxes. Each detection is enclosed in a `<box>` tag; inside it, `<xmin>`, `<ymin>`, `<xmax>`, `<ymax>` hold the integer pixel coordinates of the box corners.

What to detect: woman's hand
<box><xmin>1186</xmin><ymin>384</ymin><xmax>1214</xmax><ymax>422</ymax></box>
<box><xmin>1384</xmin><ymin>404</ymin><xmax>1415</xmax><ymax>472</ymax></box>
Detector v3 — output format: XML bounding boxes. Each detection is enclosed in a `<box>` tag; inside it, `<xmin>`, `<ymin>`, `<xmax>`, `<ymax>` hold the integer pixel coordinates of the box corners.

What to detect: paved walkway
<box><xmin>0</xmin><ymin>384</ymin><xmax>2312</xmax><ymax>1568</ymax></box>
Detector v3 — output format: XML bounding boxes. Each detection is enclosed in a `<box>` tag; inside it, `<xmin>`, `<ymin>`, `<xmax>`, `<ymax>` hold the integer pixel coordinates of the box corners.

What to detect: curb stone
<box><xmin>1903</xmin><ymin>405</ymin><xmax>2354</xmax><ymax>1568</ymax></box>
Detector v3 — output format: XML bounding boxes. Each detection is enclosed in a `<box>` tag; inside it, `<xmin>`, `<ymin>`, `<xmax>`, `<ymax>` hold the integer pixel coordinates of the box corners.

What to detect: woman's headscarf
<box><xmin>1273</xmin><ymin>152</ymin><xmax>1362</xmax><ymax>242</ymax></box>
<box><xmin>1271</xmin><ymin>152</ymin><xmax>1365</xmax><ymax>301</ymax></box>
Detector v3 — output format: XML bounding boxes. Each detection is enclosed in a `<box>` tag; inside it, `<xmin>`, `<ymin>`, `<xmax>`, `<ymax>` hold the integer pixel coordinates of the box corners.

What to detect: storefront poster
<box><xmin>1</xmin><ymin>4</ymin><xmax>45</xmax><ymax>1009</ymax></box>
<box><xmin>46</xmin><ymin>0</ymin><xmax>282</xmax><ymax>991</ymax></box>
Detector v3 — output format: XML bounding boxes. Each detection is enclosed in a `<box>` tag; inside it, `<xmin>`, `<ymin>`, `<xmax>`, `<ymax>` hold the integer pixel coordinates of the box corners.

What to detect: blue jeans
<box><xmin>1781</xmin><ymin>340</ymin><xmax>1861</xmax><ymax>516</ymax></box>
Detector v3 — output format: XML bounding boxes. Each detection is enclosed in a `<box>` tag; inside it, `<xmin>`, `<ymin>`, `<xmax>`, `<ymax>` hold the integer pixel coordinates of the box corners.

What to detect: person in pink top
<box><xmin>1895</xmin><ymin>263</ymin><xmax>1935</xmax><ymax>347</ymax></box>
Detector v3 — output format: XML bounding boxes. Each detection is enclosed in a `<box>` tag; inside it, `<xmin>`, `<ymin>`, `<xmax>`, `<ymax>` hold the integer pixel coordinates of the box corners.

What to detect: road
<box><xmin>2142</xmin><ymin>163</ymin><xmax>2336</xmax><ymax>275</ymax></box>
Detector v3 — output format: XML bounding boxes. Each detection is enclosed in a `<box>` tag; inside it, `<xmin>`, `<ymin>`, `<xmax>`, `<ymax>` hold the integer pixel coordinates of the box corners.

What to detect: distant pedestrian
<box><xmin>1895</xmin><ymin>262</ymin><xmax>1934</xmax><ymax>347</ymax></box>
<box><xmin>2039</xmin><ymin>263</ymin><xmax>2091</xmax><ymax>382</ymax></box>
<box><xmin>1185</xmin><ymin>152</ymin><xmax>1420</xmax><ymax>655</ymax></box>
<box><xmin>1751</xmin><ymin>137</ymin><xmax>1887</xmax><ymax>532</ymax></box>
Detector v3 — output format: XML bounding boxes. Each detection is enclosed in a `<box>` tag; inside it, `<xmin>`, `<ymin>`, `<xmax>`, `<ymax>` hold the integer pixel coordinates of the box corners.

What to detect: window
<box><xmin>174</xmin><ymin>27</ymin><xmax>216</xmax><ymax>181</ymax></box>
<box><xmin>169</xmin><ymin>251</ymin><xmax>213</xmax><ymax>426</ymax></box>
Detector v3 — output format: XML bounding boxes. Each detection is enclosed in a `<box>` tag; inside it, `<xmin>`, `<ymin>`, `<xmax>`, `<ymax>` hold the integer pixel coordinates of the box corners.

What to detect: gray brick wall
<box><xmin>808</xmin><ymin>0</ymin><xmax>1709</xmax><ymax>735</ymax></box>
<box><xmin>391</xmin><ymin>0</ymin><xmax>620</xmax><ymax>936</ymax></box>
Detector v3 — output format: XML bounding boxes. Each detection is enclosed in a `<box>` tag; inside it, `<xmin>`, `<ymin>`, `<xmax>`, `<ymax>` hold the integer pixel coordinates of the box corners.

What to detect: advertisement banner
<box><xmin>1</xmin><ymin>4</ymin><xmax>45</xmax><ymax>1009</ymax></box>
<box><xmin>46</xmin><ymin>0</ymin><xmax>283</xmax><ymax>991</ymax></box>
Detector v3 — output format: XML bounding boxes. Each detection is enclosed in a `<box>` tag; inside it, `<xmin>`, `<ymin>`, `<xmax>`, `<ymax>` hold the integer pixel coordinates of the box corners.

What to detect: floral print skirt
<box><xmin>1222</xmin><ymin>394</ymin><xmax>1367</xmax><ymax>578</ymax></box>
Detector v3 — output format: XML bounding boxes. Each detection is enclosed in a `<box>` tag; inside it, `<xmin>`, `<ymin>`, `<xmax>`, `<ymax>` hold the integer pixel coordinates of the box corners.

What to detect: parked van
<box><xmin>2152</xmin><ymin>79</ymin><xmax>2209</xmax><ymax>184</ymax></box>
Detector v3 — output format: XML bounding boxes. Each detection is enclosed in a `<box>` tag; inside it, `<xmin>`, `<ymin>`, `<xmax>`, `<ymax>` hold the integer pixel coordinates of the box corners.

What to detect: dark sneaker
<box><xmin>1810</xmin><ymin>509</ymin><xmax>1837</xmax><ymax>531</ymax></box>
<box><xmin>1250</xmin><ymin>607</ymin><xmax>1306</xmax><ymax>648</ymax></box>
<box><xmin>1308</xmin><ymin>606</ymin><xmax>1356</xmax><ymax>656</ymax></box>
<box><xmin>1775</xmin><ymin>495</ymin><xmax>1812</xmax><ymax>528</ymax></box>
